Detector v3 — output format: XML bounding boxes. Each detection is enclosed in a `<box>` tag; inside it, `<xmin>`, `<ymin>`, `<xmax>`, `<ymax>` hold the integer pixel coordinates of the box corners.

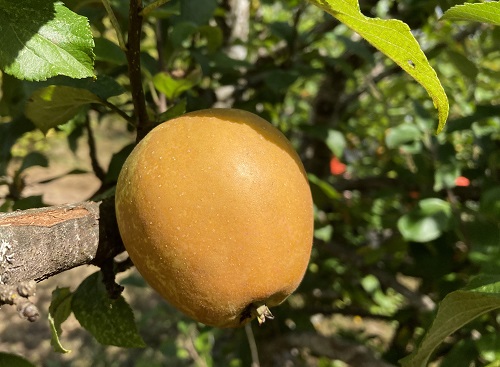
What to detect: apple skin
<box><xmin>115</xmin><ymin>108</ymin><xmax>314</xmax><ymax>328</ymax></box>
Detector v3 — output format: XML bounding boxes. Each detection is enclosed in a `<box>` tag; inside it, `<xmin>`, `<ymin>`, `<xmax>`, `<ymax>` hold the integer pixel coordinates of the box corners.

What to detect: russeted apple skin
<box><xmin>115</xmin><ymin>108</ymin><xmax>314</xmax><ymax>328</ymax></box>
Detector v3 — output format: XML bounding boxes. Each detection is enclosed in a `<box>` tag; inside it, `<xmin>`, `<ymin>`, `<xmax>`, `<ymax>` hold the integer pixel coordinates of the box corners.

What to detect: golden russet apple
<box><xmin>115</xmin><ymin>108</ymin><xmax>314</xmax><ymax>328</ymax></box>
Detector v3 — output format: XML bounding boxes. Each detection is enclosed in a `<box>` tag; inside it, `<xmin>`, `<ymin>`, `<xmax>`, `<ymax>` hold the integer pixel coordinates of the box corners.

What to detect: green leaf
<box><xmin>325</xmin><ymin>130</ymin><xmax>346</xmax><ymax>158</ymax></box>
<box><xmin>400</xmin><ymin>275</ymin><xmax>500</xmax><ymax>367</ymax></box>
<box><xmin>439</xmin><ymin>339</ymin><xmax>477</xmax><ymax>367</ymax></box>
<box><xmin>446</xmin><ymin>104</ymin><xmax>500</xmax><ymax>133</ymax></box>
<box><xmin>446</xmin><ymin>50</ymin><xmax>478</xmax><ymax>81</ymax></box>
<box><xmin>25</xmin><ymin>85</ymin><xmax>102</xmax><ymax>133</ymax></box>
<box><xmin>433</xmin><ymin>164</ymin><xmax>459</xmax><ymax>191</ymax></box>
<box><xmin>19</xmin><ymin>152</ymin><xmax>49</xmax><ymax>172</ymax></box>
<box><xmin>264</xmin><ymin>69</ymin><xmax>300</xmax><ymax>93</ymax></box>
<box><xmin>475</xmin><ymin>332</ymin><xmax>500</xmax><ymax>363</ymax></box>
<box><xmin>12</xmin><ymin>195</ymin><xmax>45</xmax><ymax>210</ymax></box>
<box><xmin>179</xmin><ymin>0</ymin><xmax>217</xmax><ymax>25</ymax></box>
<box><xmin>0</xmin><ymin>73</ymin><xmax>26</xmax><ymax>117</ymax></box>
<box><xmin>48</xmin><ymin>287</ymin><xmax>73</xmax><ymax>353</ymax></box>
<box><xmin>441</xmin><ymin>2</ymin><xmax>500</xmax><ymax>26</ymax></box>
<box><xmin>314</xmin><ymin>224</ymin><xmax>334</xmax><ymax>242</ymax></box>
<box><xmin>466</xmin><ymin>219</ymin><xmax>500</xmax><ymax>273</ymax></box>
<box><xmin>0</xmin><ymin>352</ymin><xmax>36</xmax><ymax>367</ymax></box>
<box><xmin>0</xmin><ymin>117</ymin><xmax>35</xmax><ymax>175</ymax></box>
<box><xmin>33</xmin><ymin>75</ymin><xmax>126</xmax><ymax>100</ymax></box>
<box><xmin>307</xmin><ymin>0</ymin><xmax>449</xmax><ymax>133</ymax></box>
<box><xmin>153</xmin><ymin>68</ymin><xmax>202</xmax><ymax>100</ymax></box>
<box><xmin>385</xmin><ymin>123</ymin><xmax>422</xmax><ymax>149</ymax></box>
<box><xmin>199</xmin><ymin>25</ymin><xmax>223</xmax><ymax>53</ymax></box>
<box><xmin>0</xmin><ymin>0</ymin><xmax>94</xmax><ymax>81</ymax></box>
<box><xmin>157</xmin><ymin>99</ymin><xmax>187</xmax><ymax>123</ymax></box>
<box><xmin>397</xmin><ymin>198</ymin><xmax>452</xmax><ymax>242</ymax></box>
<box><xmin>170</xmin><ymin>21</ymin><xmax>198</xmax><ymax>48</ymax></box>
<box><xmin>72</xmin><ymin>272</ymin><xmax>146</xmax><ymax>348</ymax></box>
<box><xmin>308</xmin><ymin>173</ymin><xmax>341</xmax><ymax>200</ymax></box>
<box><xmin>104</xmin><ymin>144</ymin><xmax>135</xmax><ymax>184</ymax></box>
<box><xmin>480</xmin><ymin>187</ymin><xmax>500</xmax><ymax>220</ymax></box>
<box><xmin>94</xmin><ymin>37</ymin><xmax>127</xmax><ymax>65</ymax></box>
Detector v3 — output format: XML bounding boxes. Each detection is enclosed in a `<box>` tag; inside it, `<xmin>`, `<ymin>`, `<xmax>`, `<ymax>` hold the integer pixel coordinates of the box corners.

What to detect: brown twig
<box><xmin>0</xmin><ymin>199</ymin><xmax>124</xmax><ymax>287</ymax></box>
<box><xmin>154</xmin><ymin>19</ymin><xmax>167</xmax><ymax>114</ymax></box>
<box><xmin>126</xmin><ymin>0</ymin><xmax>152</xmax><ymax>143</ymax></box>
<box><xmin>85</xmin><ymin>114</ymin><xmax>106</xmax><ymax>182</ymax></box>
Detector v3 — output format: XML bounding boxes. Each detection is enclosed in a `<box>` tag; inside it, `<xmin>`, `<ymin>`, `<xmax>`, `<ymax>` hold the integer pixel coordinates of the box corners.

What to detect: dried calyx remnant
<box><xmin>240</xmin><ymin>303</ymin><xmax>275</xmax><ymax>325</ymax></box>
<box><xmin>0</xmin><ymin>280</ymin><xmax>39</xmax><ymax>322</ymax></box>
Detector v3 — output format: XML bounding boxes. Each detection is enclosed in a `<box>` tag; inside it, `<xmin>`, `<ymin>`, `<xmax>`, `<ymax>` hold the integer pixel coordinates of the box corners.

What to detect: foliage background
<box><xmin>1</xmin><ymin>0</ymin><xmax>500</xmax><ymax>366</ymax></box>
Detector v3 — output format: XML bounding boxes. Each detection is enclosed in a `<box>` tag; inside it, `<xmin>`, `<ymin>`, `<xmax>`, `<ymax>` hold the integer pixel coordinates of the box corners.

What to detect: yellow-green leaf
<box><xmin>307</xmin><ymin>0</ymin><xmax>449</xmax><ymax>133</ymax></box>
<box><xmin>441</xmin><ymin>2</ymin><xmax>500</xmax><ymax>26</ymax></box>
<box><xmin>400</xmin><ymin>275</ymin><xmax>500</xmax><ymax>367</ymax></box>
<box><xmin>25</xmin><ymin>85</ymin><xmax>102</xmax><ymax>134</ymax></box>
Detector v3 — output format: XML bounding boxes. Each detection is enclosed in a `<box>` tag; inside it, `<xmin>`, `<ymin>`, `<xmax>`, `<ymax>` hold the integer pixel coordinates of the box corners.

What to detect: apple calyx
<box><xmin>252</xmin><ymin>304</ymin><xmax>274</xmax><ymax>325</ymax></box>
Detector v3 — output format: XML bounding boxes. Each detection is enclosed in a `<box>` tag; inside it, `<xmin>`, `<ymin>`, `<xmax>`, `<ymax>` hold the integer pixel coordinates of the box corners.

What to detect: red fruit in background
<box><xmin>409</xmin><ymin>191</ymin><xmax>420</xmax><ymax>199</ymax></box>
<box><xmin>330</xmin><ymin>156</ymin><xmax>346</xmax><ymax>176</ymax></box>
<box><xmin>455</xmin><ymin>176</ymin><xmax>470</xmax><ymax>187</ymax></box>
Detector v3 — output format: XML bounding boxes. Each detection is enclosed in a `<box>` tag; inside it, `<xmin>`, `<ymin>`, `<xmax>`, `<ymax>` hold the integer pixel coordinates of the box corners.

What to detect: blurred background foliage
<box><xmin>2</xmin><ymin>0</ymin><xmax>500</xmax><ymax>366</ymax></box>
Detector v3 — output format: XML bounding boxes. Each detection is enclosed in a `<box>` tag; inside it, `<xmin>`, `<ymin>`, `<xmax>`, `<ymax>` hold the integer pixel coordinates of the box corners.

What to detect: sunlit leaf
<box><xmin>401</xmin><ymin>275</ymin><xmax>500</xmax><ymax>367</ymax></box>
<box><xmin>153</xmin><ymin>69</ymin><xmax>202</xmax><ymax>100</ymax></box>
<box><xmin>0</xmin><ymin>0</ymin><xmax>94</xmax><ymax>81</ymax></box>
<box><xmin>48</xmin><ymin>287</ymin><xmax>73</xmax><ymax>353</ymax></box>
<box><xmin>308</xmin><ymin>173</ymin><xmax>341</xmax><ymax>200</ymax></box>
<box><xmin>385</xmin><ymin>124</ymin><xmax>422</xmax><ymax>149</ymax></box>
<box><xmin>397</xmin><ymin>198</ymin><xmax>452</xmax><ymax>242</ymax></box>
<box><xmin>441</xmin><ymin>2</ymin><xmax>500</xmax><ymax>26</ymax></box>
<box><xmin>307</xmin><ymin>0</ymin><xmax>449</xmax><ymax>133</ymax></box>
<box><xmin>326</xmin><ymin>130</ymin><xmax>346</xmax><ymax>158</ymax></box>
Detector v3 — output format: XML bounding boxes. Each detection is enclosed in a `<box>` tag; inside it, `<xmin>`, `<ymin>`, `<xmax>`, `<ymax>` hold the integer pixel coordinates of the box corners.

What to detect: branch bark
<box><xmin>126</xmin><ymin>0</ymin><xmax>152</xmax><ymax>143</ymax></box>
<box><xmin>0</xmin><ymin>198</ymin><xmax>124</xmax><ymax>296</ymax></box>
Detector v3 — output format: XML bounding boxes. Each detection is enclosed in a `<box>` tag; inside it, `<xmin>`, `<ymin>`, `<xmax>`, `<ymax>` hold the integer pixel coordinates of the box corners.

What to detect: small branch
<box><xmin>101</xmin><ymin>0</ymin><xmax>127</xmax><ymax>51</ymax></box>
<box><xmin>154</xmin><ymin>20</ymin><xmax>167</xmax><ymax>114</ymax></box>
<box><xmin>126</xmin><ymin>0</ymin><xmax>152</xmax><ymax>143</ymax></box>
<box><xmin>100</xmin><ymin>258</ymin><xmax>124</xmax><ymax>299</ymax></box>
<box><xmin>140</xmin><ymin>0</ymin><xmax>172</xmax><ymax>17</ymax></box>
<box><xmin>184</xmin><ymin>326</ymin><xmax>209</xmax><ymax>367</ymax></box>
<box><xmin>0</xmin><ymin>199</ymin><xmax>124</xmax><ymax>287</ymax></box>
<box><xmin>85</xmin><ymin>115</ymin><xmax>106</xmax><ymax>182</ymax></box>
<box><xmin>287</xmin><ymin>3</ymin><xmax>306</xmax><ymax>59</ymax></box>
<box><xmin>115</xmin><ymin>256</ymin><xmax>134</xmax><ymax>273</ymax></box>
<box><xmin>101</xmin><ymin>100</ymin><xmax>135</xmax><ymax>126</ymax></box>
<box><xmin>245</xmin><ymin>323</ymin><xmax>260</xmax><ymax>367</ymax></box>
<box><xmin>0</xmin><ymin>280</ymin><xmax>39</xmax><ymax>321</ymax></box>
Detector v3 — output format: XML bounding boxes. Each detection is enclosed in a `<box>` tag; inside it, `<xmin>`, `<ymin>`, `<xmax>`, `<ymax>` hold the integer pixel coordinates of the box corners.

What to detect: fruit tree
<box><xmin>1</xmin><ymin>0</ymin><xmax>500</xmax><ymax>366</ymax></box>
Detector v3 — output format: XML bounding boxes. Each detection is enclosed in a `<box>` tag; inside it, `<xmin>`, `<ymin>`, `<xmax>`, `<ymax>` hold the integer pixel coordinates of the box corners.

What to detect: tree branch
<box><xmin>0</xmin><ymin>198</ymin><xmax>124</xmax><ymax>292</ymax></box>
<box><xmin>126</xmin><ymin>0</ymin><xmax>152</xmax><ymax>143</ymax></box>
<box><xmin>85</xmin><ymin>115</ymin><xmax>106</xmax><ymax>182</ymax></box>
<box><xmin>101</xmin><ymin>0</ymin><xmax>127</xmax><ymax>51</ymax></box>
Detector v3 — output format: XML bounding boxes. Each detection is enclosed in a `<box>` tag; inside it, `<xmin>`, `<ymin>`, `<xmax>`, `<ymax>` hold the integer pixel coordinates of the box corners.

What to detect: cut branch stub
<box><xmin>0</xmin><ymin>199</ymin><xmax>124</xmax><ymax>287</ymax></box>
